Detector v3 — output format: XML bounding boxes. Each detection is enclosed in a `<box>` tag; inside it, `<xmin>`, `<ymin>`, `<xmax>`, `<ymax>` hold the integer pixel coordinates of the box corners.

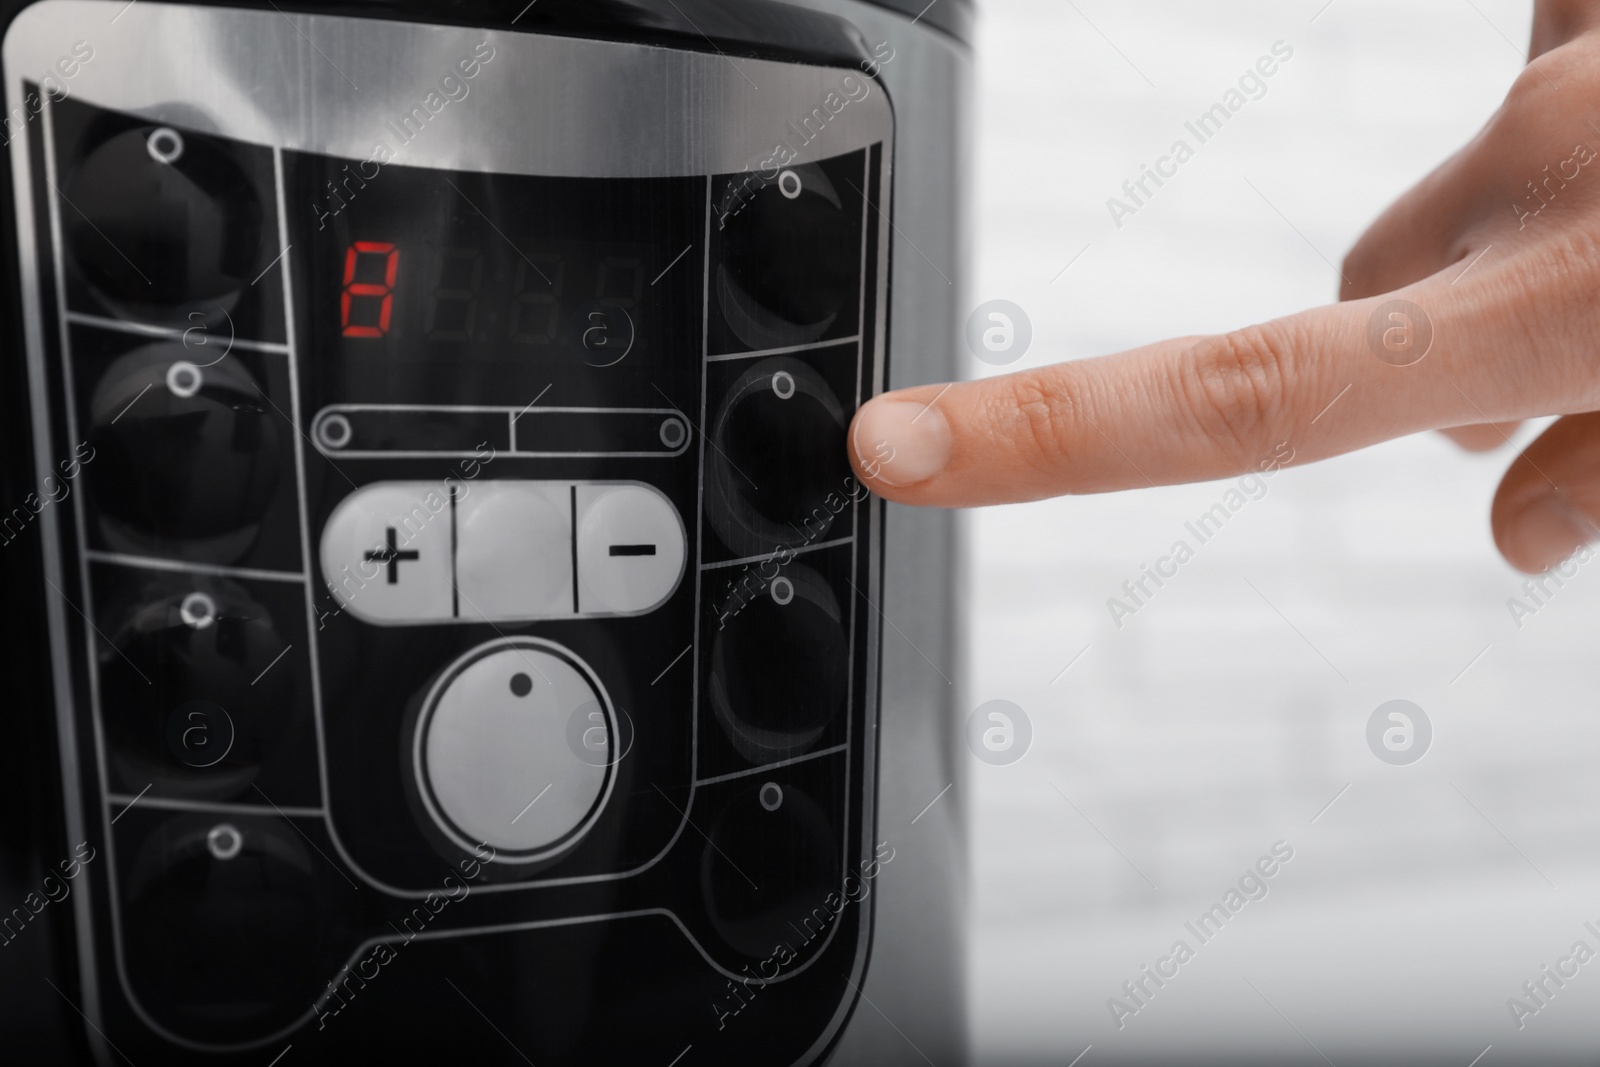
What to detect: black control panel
<box><xmin>21</xmin><ymin>81</ymin><xmax>886</xmax><ymax>1064</ymax></box>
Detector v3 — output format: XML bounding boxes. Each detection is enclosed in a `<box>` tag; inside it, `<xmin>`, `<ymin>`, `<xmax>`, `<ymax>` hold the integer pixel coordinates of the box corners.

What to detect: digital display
<box><xmin>286</xmin><ymin>153</ymin><xmax>703</xmax><ymax>405</ymax></box>
<box><xmin>340</xmin><ymin>240</ymin><xmax>397</xmax><ymax>337</ymax></box>
<box><xmin>337</xmin><ymin>237</ymin><xmax>646</xmax><ymax>350</ymax></box>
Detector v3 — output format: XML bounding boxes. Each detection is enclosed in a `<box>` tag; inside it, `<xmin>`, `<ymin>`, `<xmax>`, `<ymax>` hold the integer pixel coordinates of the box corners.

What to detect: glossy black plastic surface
<box><xmin>10</xmin><ymin>78</ymin><xmax>887</xmax><ymax>1063</ymax></box>
<box><xmin>86</xmin><ymin>344</ymin><xmax>283</xmax><ymax>544</ymax></box>
<box><xmin>64</xmin><ymin>126</ymin><xmax>264</xmax><ymax>311</ymax></box>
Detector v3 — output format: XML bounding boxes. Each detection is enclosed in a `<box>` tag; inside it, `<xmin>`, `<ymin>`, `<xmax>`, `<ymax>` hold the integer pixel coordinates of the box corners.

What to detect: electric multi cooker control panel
<box><xmin>6</xmin><ymin>2</ymin><xmax>891</xmax><ymax>1063</ymax></box>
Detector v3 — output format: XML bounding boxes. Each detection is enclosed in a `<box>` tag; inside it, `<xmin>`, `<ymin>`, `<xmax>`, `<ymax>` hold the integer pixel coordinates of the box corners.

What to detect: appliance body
<box><xmin>0</xmin><ymin>0</ymin><xmax>969</xmax><ymax>1063</ymax></box>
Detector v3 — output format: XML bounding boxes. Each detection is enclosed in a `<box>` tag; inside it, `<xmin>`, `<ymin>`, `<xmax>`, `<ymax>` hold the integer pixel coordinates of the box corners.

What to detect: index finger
<box><xmin>848</xmin><ymin>279</ymin><xmax>1576</xmax><ymax>506</ymax></box>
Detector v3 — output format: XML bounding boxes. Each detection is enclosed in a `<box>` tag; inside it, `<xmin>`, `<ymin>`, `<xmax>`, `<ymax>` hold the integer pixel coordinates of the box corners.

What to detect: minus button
<box><xmin>575</xmin><ymin>484</ymin><xmax>686</xmax><ymax>615</ymax></box>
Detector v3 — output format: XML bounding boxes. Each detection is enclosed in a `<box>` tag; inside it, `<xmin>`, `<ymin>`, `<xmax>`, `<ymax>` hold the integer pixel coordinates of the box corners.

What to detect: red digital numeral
<box><xmin>341</xmin><ymin>241</ymin><xmax>399</xmax><ymax>338</ymax></box>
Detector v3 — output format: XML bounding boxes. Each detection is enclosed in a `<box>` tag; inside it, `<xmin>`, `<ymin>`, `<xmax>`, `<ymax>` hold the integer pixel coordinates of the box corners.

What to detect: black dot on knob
<box><xmin>509</xmin><ymin>673</ymin><xmax>533</xmax><ymax>697</ymax></box>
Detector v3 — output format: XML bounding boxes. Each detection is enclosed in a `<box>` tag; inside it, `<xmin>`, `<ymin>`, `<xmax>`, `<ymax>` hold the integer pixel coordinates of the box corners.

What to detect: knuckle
<box><xmin>1178</xmin><ymin>325</ymin><xmax>1294</xmax><ymax>462</ymax></box>
<box><xmin>999</xmin><ymin>372</ymin><xmax>1078</xmax><ymax>475</ymax></box>
<box><xmin>1503</xmin><ymin>63</ymin><xmax>1548</xmax><ymax>111</ymax></box>
<box><xmin>1504</xmin><ymin>57</ymin><xmax>1563</xmax><ymax>111</ymax></box>
<box><xmin>1502</xmin><ymin>42</ymin><xmax>1594</xmax><ymax>114</ymax></box>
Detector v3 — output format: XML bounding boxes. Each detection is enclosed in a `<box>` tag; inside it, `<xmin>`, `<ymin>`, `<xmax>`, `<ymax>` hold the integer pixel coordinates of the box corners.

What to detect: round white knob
<box><xmin>414</xmin><ymin>638</ymin><xmax>614</xmax><ymax>862</ymax></box>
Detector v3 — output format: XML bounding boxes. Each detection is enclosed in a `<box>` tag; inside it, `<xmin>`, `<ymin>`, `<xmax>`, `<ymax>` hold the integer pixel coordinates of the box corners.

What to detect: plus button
<box><xmin>365</xmin><ymin>526</ymin><xmax>420</xmax><ymax>584</ymax></box>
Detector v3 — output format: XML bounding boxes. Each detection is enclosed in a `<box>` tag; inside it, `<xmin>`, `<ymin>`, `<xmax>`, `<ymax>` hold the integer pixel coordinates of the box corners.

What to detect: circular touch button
<box><xmin>64</xmin><ymin>125</ymin><xmax>264</xmax><ymax>311</ymax></box>
<box><xmin>707</xmin><ymin>357</ymin><xmax>850</xmax><ymax>557</ymax></box>
<box><xmin>415</xmin><ymin>638</ymin><xmax>614</xmax><ymax>863</ymax></box>
<box><xmin>88</xmin><ymin>342</ymin><xmax>281</xmax><ymax>548</ymax></box>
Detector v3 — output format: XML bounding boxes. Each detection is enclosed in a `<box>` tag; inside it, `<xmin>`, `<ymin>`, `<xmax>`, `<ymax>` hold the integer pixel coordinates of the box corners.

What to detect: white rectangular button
<box><xmin>454</xmin><ymin>481</ymin><xmax>573</xmax><ymax>622</ymax></box>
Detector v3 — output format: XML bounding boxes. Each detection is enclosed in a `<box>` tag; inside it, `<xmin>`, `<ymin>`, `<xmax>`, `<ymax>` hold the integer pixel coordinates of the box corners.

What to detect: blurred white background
<box><xmin>962</xmin><ymin>0</ymin><xmax>1600</xmax><ymax>1062</ymax></box>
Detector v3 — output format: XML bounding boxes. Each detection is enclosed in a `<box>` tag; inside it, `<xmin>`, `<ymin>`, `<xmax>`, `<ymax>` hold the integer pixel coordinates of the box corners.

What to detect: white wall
<box><xmin>965</xmin><ymin>1</ymin><xmax>1600</xmax><ymax>1061</ymax></box>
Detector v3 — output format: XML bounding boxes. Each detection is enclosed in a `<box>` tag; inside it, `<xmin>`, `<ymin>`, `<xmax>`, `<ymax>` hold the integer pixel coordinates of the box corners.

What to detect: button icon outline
<box><xmin>308</xmin><ymin>403</ymin><xmax>693</xmax><ymax>460</ymax></box>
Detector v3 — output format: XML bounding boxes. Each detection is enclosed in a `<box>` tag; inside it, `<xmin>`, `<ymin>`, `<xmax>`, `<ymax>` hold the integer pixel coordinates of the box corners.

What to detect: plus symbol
<box><xmin>364</xmin><ymin>526</ymin><xmax>420</xmax><ymax>584</ymax></box>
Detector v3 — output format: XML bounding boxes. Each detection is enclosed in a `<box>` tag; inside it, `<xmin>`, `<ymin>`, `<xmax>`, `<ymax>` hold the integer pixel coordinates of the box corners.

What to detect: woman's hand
<box><xmin>849</xmin><ymin>0</ymin><xmax>1600</xmax><ymax>575</ymax></box>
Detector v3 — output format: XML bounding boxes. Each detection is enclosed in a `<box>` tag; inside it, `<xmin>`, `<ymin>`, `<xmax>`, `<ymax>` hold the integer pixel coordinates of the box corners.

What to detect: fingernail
<box><xmin>852</xmin><ymin>398</ymin><xmax>952</xmax><ymax>487</ymax></box>
<box><xmin>1509</xmin><ymin>494</ymin><xmax>1593</xmax><ymax>570</ymax></box>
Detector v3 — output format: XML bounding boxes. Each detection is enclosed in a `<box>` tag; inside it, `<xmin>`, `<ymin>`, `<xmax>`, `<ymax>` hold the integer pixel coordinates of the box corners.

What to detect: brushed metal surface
<box><xmin>3</xmin><ymin>0</ymin><xmax>892</xmax><ymax>177</ymax></box>
<box><xmin>779</xmin><ymin>2</ymin><xmax>972</xmax><ymax>1065</ymax></box>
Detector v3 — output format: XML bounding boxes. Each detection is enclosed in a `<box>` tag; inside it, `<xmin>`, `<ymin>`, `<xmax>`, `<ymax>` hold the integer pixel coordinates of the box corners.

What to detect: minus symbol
<box><xmin>609</xmin><ymin>544</ymin><xmax>656</xmax><ymax>556</ymax></box>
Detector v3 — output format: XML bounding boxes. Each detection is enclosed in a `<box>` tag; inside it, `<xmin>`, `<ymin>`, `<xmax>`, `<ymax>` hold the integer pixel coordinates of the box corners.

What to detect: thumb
<box><xmin>1491</xmin><ymin>411</ymin><xmax>1600</xmax><ymax>573</ymax></box>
